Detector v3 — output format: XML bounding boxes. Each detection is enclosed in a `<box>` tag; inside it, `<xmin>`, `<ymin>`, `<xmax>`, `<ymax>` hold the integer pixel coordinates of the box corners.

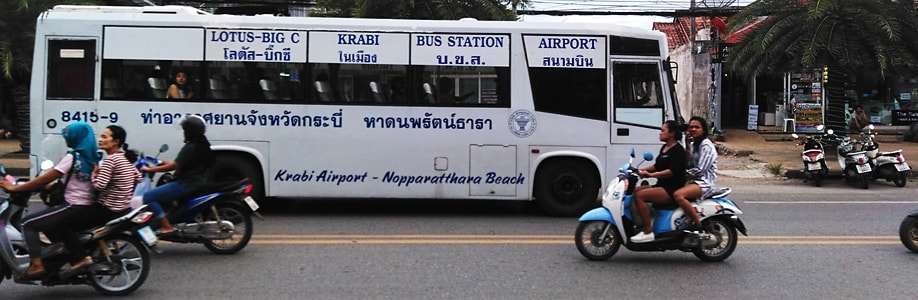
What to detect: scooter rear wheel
<box><xmin>89</xmin><ymin>234</ymin><xmax>150</xmax><ymax>296</ymax></box>
<box><xmin>692</xmin><ymin>218</ymin><xmax>738</xmax><ymax>262</ymax></box>
<box><xmin>894</xmin><ymin>172</ymin><xmax>907</xmax><ymax>187</ymax></box>
<box><xmin>202</xmin><ymin>204</ymin><xmax>253</xmax><ymax>254</ymax></box>
<box><xmin>575</xmin><ymin>221</ymin><xmax>621</xmax><ymax>261</ymax></box>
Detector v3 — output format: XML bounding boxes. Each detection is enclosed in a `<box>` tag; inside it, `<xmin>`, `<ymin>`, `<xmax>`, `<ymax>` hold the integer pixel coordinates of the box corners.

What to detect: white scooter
<box><xmin>574</xmin><ymin>150</ymin><xmax>747</xmax><ymax>262</ymax></box>
<box><xmin>860</xmin><ymin>124</ymin><xmax>910</xmax><ymax>187</ymax></box>
<box><xmin>824</xmin><ymin>129</ymin><xmax>872</xmax><ymax>189</ymax></box>
<box><xmin>791</xmin><ymin>125</ymin><xmax>829</xmax><ymax>186</ymax></box>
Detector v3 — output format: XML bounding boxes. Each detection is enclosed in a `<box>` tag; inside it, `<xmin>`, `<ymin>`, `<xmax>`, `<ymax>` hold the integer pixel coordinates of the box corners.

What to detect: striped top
<box><xmin>688</xmin><ymin>138</ymin><xmax>718</xmax><ymax>198</ymax></box>
<box><xmin>93</xmin><ymin>152</ymin><xmax>141</xmax><ymax>212</ymax></box>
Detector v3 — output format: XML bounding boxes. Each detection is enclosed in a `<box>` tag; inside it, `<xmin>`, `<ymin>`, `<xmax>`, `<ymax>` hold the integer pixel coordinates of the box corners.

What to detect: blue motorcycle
<box><xmin>134</xmin><ymin>144</ymin><xmax>261</xmax><ymax>254</ymax></box>
<box><xmin>575</xmin><ymin>150</ymin><xmax>747</xmax><ymax>262</ymax></box>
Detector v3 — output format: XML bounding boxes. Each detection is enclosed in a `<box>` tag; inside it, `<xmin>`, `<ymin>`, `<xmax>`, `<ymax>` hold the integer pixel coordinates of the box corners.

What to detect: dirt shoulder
<box><xmin>714</xmin><ymin>128</ymin><xmax>918</xmax><ymax>179</ymax></box>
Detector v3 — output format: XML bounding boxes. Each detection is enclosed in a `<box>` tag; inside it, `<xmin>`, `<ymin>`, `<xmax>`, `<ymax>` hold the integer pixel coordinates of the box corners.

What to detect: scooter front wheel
<box><xmin>574</xmin><ymin>221</ymin><xmax>621</xmax><ymax>261</ymax></box>
<box><xmin>899</xmin><ymin>216</ymin><xmax>918</xmax><ymax>253</ymax></box>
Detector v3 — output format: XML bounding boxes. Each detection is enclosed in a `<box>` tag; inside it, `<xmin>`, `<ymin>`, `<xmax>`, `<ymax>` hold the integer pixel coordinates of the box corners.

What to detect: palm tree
<box><xmin>313</xmin><ymin>0</ymin><xmax>527</xmax><ymax>21</ymax></box>
<box><xmin>726</xmin><ymin>0</ymin><xmax>918</xmax><ymax>79</ymax></box>
<box><xmin>0</xmin><ymin>0</ymin><xmax>100</xmax><ymax>151</ymax></box>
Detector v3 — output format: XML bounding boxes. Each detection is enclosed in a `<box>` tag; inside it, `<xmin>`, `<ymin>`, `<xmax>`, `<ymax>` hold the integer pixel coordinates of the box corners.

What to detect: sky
<box><xmin>519</xmin><ymin>0</ymin><xmax>755</xmax><ymax>30</ymax></box>
<box><xmin>525</xmin><ymin>0</ymin><xmax>755</xmax><ymax>12</ymax></box>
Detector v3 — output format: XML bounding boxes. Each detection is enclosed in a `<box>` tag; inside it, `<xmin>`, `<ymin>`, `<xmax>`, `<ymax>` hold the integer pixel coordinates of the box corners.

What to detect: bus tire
<box><xmin>534</xmin><ymin>159</ymin><xmax>600</xmax><ymax>217</ymax></box>
<box><xmin>211</xmin><ymin>153</ymin><xmax>265</xmax><ymax>203</ymax></box>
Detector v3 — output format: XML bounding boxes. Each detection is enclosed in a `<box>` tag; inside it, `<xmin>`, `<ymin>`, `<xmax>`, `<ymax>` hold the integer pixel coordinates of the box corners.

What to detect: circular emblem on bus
<box><xmin>508</xmin><ymin>110</ymin><xmax>537</xmax><ymax>138</ymax></box>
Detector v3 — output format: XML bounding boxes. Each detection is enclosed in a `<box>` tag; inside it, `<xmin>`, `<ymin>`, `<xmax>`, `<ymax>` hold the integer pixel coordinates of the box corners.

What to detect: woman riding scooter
<box><xmin>141</xmin><ymin>115</ymin><xmax>215</xmax><ymax>234</ymax></box>
<box><xmin>630</xmin><ymin>120</ymin><xmax>686</xmax><ymax>243</ymax></box>
<box><xmin>0</xmin><ymin>122</ymin><xmax>101</xmax><ymax>280</ymax></box>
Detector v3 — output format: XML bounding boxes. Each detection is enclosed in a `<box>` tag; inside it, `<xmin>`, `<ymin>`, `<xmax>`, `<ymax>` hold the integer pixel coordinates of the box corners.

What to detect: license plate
<box><xmin>138</xmin><ymin>226</ymin><xmax>158</xmax><ymax>246</ymax></box>
<box><xmin>856</xmin><ymin>164</ymin><xmax>872</xmax><ymax>173</ymax></box>
<box><xmin>243</xmin><ymin>196</ymin><xmax>260</xmax><ymax>211</ymax></box>
<box><xmin>895</xmin><ymin>162</ymin><xmax>910</xmax><ymax>172</ymax></box>
<box><xmin>807</xmin><ymin>163</ymin><xmax>821</xmax><ymax>171</ymax></box>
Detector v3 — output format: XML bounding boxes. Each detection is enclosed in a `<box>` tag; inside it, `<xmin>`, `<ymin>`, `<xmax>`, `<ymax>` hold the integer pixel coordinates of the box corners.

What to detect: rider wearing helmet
<box><xmin>141</xmin><ymin>114</ymin><xmax>215</xmax><ymax>234</ymax></box>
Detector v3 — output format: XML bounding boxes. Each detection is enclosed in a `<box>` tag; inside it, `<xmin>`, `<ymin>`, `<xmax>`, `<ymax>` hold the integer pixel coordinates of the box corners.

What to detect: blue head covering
<box><xmin>62</xmin><ymin>122</ymin><xmax>101</xmax><ymax>181</ymax></box>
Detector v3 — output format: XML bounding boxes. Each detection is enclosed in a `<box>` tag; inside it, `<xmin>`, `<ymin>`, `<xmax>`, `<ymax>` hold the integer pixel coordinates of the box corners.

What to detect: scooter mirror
<box><xmin>791</xmin><ymin>133</ymin><xmax>799</xmax><ymax>139</ymax></box>
<box><xmin>158</xmin><ymin>144</ymin><xmax>169</xmax><ymax>153</ymax></box>
<box><xmin>629</xmin><ymin>148</ymin><xmax>635</xmax><ymax>158</ymax></box>
<box><xmin>643</xmin><ymin>151</ymin><xmax>654</xmax><ymax>161</ymax></box>
<box><xmin>867</xmin><ymin>124</ymin><xmax>875</xmax><ymax>130</ymax></box>
<box><xmin>816</xmin><ymin>125</ymin><xmax>825</xmax><ymax>131</ymax></box>
<box><xmin>826</xmin><ymin>129</ymin><xmax>834</xmax><ymax>135</ymax></box>
<box><xmin>40</xmin><ymin>160</ymin><xmax>54</xmax><ymax>171</ymax></box>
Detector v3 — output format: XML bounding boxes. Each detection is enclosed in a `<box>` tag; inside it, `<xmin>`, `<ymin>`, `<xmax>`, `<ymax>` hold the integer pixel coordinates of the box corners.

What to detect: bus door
<box><xmin>609</xmin><ymin>60</ymin><xmax>667</xmax><ymax>145</ymax></box>
<box><xmin>469</xmin><ymin>144</ymin><xmax>517</xmax><ymax>197</ymax></box>
<box><xmin>42</xmin><ymin>38</ymin><xmax>98</xmax><ymax>136</ymax></box>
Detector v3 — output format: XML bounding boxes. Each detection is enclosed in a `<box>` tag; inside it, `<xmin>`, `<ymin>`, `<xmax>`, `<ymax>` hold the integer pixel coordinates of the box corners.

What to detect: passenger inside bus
<box><xmin>436</xmin><ymin>77</ymin><xmax>473</xmax><ymax>103</ymax></box>
<box><xmin>315</xmin><ymin>72</ymin><xmax>332</xmax><ymax>102</ymax></box>
<box><xmin>167</xmin><ymin>70</ymin><xmax>194</xmax><ymax>99</ymax></box>
<box><xmin>259</xmin><ymin>79</ymin><xmax>278</xmax><ymax>100</ymax></box>
<box><xmin>369</xmin><ymin>81</ymin><xmax>386</xmax><ymax>103</ymax></box>
<box><xmin>388</xmin><ymin>76</ymin><xmax>407</xmax><ymax>104</ymax></box>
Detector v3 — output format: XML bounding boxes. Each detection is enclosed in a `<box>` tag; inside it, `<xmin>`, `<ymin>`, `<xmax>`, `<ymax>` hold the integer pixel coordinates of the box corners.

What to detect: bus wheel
<box><xmin>211</xmin><ymin>154</ymin><xmax>265</xmax><ymax>203</ymax></box>
<box><xmin>534</xmin><ymin>160</ymin><xmax>599</xmax><ymax>217</ymax></box>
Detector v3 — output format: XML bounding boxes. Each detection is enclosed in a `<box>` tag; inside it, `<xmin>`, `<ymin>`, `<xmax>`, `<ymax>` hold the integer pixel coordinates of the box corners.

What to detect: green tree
<box><xmin>0</xmin><ymin>0</ymin><xmax>99</xmax><ymax>151</ymax></box>
<box><xmin>726</xmin><ymin>0</ymin><xmax>918</xmax><ymax>79</ymax></box>
<box><xmin>312</xmin><ymin>0</ymin><xmax>528</xmax><ymax>21</ymax></box>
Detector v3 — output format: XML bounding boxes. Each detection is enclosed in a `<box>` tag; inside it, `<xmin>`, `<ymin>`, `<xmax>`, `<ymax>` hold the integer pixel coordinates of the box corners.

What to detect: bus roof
<box><xmin>43</xmin><ymin>5</ymin><xmax>666</xmax><ymax>42</ymax></box>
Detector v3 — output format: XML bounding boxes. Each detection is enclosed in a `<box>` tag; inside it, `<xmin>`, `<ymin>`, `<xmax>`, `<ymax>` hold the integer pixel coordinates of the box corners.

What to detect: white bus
<box><xmin>30</xmin><ymin>5</ymin><xmax>682</xmax><ymax>216</ymax></box>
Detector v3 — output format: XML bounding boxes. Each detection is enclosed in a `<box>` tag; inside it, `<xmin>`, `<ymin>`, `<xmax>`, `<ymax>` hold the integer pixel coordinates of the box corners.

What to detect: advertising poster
<box><xmin>790</xmin><ymin>71</ymin><xmax>824</xmax><ymax>132</ymax></box>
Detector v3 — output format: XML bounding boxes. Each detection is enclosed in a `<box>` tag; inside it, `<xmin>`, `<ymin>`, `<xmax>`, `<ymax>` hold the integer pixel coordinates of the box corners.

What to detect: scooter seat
<box><xmin>104</xmin><ymin>206</ymin><xmax>148</xmax><ymax>226</ymax></box>
<box><xmin>710</xmin><ymin>187</ymin><xmax>732</xmax><ymax>199</ymax></box>
<box><xmin>183</xmin><ymin>179</ymin><xmax>250</xmax><ymax>200</ymax></box>
<box><xmin>652</xmin><ymin>202</ymin><xmax>679</xmax><ymax>210</ymax></box>
<box><xmin>880</xmin><ymin>150</ymin><xmax>903</xmax><ymax>156</ymax></box>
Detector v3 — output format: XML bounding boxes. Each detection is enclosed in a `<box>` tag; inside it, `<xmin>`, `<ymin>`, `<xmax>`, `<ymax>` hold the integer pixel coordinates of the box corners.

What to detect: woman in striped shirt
<box><xmin>92</xmin><ymin>125</ymin><xmax>141</xmax><ymax>213</ymax></box>
<box><xmin>674</xmin><ymin>116</ymin><xmax>718</xmax><ymax>228</ymax></box>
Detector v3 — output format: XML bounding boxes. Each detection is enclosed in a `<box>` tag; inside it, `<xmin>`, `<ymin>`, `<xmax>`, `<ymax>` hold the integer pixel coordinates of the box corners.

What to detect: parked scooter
<box><xmin>791</xmin><ymin>125</ymin><xmax>829</xmax><ymax>186</ymax></box>
<box><xmin>0</xmin><ymin>163</ymin><xmax>158</xmax><ymax>295</ymax></box>
<box><xmin>574</xmin><ymin>150</ymin><xmax>747</xmax><ymax>262</ymax></box>
<box><xmin>824</xmin><ymin>129</ymin><xmax>872</xmax><ymax>189</ymax></box>
<box><xmin>900</xmin><ymin>209</ymin><xmax>918</xmax><ymax>252</ymax></box>
<box><xmin>134</xmin><ymin>144</ymin><xmax>261</xmax><ymax>254</ymax></box>
<box><xmin>860</xmin><ymin>124</ymin><xmax>910</xmax><ymax>187</ymax></box>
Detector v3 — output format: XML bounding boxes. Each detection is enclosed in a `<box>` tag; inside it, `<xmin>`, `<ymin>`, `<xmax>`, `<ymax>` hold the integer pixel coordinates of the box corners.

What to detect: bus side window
<box><xmin>613</xmin><ymin>63</ymin><xmax>663</xmax><ymax>108</ymax></box>
<box><xmin>102</xmin><ymin>78</ymin><xmax>126</xmax><ymax>99</ymax></box>
<box><xmin>147</xmin><ymin>77</ymin><xmax>168</xmax><ymax>99</ymax></box>
<box><xmin>315</xmin><ymin>78</ymin><xmax>332</xmax><ymax>102</ymax></box>
<box><xmin>369</xmin><ymin>81</ymin><xmax>386</xmax><ymax>103</ymax></box>
<box><xmin>422</xmin><ymin>83</ymin><xmax>436</xmax><ymax>104</ymax></box>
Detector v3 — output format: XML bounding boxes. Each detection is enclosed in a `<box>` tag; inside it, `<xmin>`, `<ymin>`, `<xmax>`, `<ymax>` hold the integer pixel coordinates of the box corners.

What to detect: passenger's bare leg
<box><xmin>674</xmin><ymin>184</ymin><xmax>703</xmax><ymax>228</ymax></box>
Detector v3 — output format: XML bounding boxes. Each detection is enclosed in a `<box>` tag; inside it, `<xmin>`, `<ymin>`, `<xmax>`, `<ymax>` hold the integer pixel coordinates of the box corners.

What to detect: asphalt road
<box><xmin>3</xmin><ymin>176</ymin><xmax>917</xmax><ymax>299</ymax></box>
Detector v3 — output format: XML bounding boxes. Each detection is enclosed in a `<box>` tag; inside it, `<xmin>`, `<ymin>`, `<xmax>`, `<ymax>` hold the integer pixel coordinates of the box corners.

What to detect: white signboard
<box><xmin>309</xmin><ymin>32</ymin><xmax>410</xmax><ymax>65</ymax></box>
<box><xmin>410</xmin><ymin>33</ymin><xmax>510</xmax><ymax>67</ymax></box>
<box><xmin>104</xmin><ymin>27</ymin><xmax>204</xmax><ymax>60</ymax></box>
<box><xmin>205</xmin><ymin>29</ymin><xmax>307</xmax><ymax>62</ymax></box>
<box><xmin>523</xmin><ymin>35</ymin><xmax>605</xmax><ymax>68</ymax></box>
<box><xmin>748</xmin><ymin>105</ymin><xmax>759</xmax><ymax>130</ymax></box>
